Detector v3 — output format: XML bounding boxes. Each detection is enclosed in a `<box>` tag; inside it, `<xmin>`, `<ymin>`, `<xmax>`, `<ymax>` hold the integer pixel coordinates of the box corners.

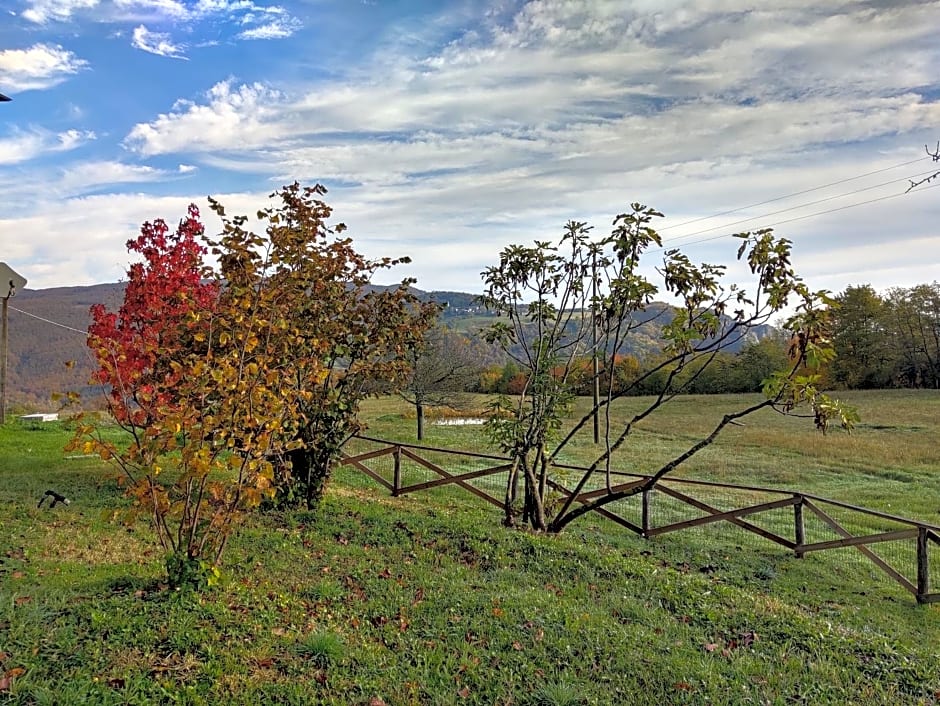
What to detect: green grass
<box><xmin>378</xmin><ymin>390</ymin><xmax>940</xmax><ymax>523</ymax></box>
<box><xmin>1</xmin><ymin>392</ymin><xmax>940</xmax><ymax>704</ymax></box>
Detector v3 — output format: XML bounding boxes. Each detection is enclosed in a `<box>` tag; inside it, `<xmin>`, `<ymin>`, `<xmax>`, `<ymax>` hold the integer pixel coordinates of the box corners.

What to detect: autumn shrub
<box><xmin>70</xmin><ymin>183</ymin><xmax>437</xmax><ymax>586</ymax></box>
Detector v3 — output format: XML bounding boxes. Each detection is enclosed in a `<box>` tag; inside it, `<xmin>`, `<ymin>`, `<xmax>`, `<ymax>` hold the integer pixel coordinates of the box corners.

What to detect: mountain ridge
<box><xmin>4</xmin><ymin>282</ymin><xmax>775</xmax><ymax>410</ymax></box>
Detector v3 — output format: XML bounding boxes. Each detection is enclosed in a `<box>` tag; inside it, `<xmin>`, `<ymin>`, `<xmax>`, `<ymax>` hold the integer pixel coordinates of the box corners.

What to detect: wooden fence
<box><xmin>339</xmin><ymin>435</ymin><xmax>940</xmax><ymax>605</ymax></box>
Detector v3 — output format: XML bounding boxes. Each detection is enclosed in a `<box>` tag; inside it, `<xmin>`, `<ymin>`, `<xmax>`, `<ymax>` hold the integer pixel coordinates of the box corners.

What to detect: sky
<box><xmin>1</xmin><ymin>0</ymin><xmax>940</xmax><ymax>298</ymax></box>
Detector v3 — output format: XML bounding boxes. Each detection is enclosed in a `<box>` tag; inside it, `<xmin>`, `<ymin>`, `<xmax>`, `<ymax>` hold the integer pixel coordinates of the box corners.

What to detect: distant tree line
<box><xmin>414</xmin><ymin>282</ymin><xmax>940</xmax><ymax>400</ymax></box>
<box><xmin>471</xmin><ymin>336</ymin><xmax>789</xmax><ymax>397</ymax></box>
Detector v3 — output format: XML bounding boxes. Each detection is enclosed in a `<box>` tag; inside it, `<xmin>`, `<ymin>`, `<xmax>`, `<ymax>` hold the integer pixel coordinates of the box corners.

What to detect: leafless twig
<box><xmin>906</xmin><ymin>142</ymin><xmax>940</xmax><ymax>193</ymax></box>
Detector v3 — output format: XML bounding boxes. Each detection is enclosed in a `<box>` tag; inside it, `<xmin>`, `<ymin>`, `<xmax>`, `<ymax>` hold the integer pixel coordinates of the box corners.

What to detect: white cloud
<box><xmin>131</xmin><ymin>24</ymin><xmax>188</xmax><ymax>59</ymax></box>
<box><xmin>237</xmin><ymin>16</ymin><xmax>301</xmax><ymax>40</ymax></box>
<box><xmin>124</xmin><ymin>80</ymin><xmax>284</xmax><ymax>155</ymax></box>
<box><xmin>0</xmin><ymin>189</ymin><xmax>274</xmax><ymax>288</ymax></box>
<box><xmin>0</xmin><ymin>43</ymin><xmax>88</xmax><ymax>91</ymax></box>
<box><xmin>111</xmin><ymin>0</ymin><xmax>940</xmax><ymax>297</ymax></box>
<box><xmin>194</xmin><ymin>0</ymin><xmax>286</xmax><ymax>17</ymax></box>
<box><xmin>5</xmin><ymin>0</ymin><xmax>940</xmax><ymax>296</ymax></box>
<box><xmin>57</xmin><ymin>129</ymin><xmax>96</xmax><ymax>150</ymax></box>
<box><xmin>122</xmin><ymin>1</ymin><xmax>940</xmax><ymax>156</ymax></box>
<box><xmin>57</xmin><ymin>160</ymin><xmax>171</xmax><ymax>194</ymax></box>
<box><xmin>0</xmin><ymin>133</ymin><xmax>45</xmax><ymax>165</ymax></box>
<box><xmin>0</xmin><ymin>128</ymin><xmax>94</xmax><ymax>165</ymax></box>
<box><xmin>113</xmin><ymin>0</ymin><xmax>293</xmax><ymax>28</ymax></box>
<box><xmin>20</xmin><ymin>0</ymin><xmax>98</xmax><ymax>23</ymax></box>
<box><xmin>113</xmin><ymin>0</ymin><xmax>192</xmax><ymax>21</ymax></box>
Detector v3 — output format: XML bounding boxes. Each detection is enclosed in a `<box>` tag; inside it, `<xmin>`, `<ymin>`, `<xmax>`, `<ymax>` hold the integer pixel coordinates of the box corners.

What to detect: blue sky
<box><xmin>1</xmin><ymin>0</ymin><xmax>940</xmax><ymax>295</ymax></box>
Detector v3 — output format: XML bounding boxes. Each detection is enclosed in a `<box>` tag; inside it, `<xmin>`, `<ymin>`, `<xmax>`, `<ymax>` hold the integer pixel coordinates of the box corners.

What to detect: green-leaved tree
<box><xmin>481</xmin><ymin>204</ymin><xmax>856</xmax><ymax>532</ymax></box>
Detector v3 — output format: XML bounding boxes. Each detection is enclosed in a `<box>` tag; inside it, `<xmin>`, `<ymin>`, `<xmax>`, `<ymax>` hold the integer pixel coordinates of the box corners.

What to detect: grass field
<box><xmin>1</xmin><ymin>390</ymin><xmax>939</xmax><ymax>704</ymax></box>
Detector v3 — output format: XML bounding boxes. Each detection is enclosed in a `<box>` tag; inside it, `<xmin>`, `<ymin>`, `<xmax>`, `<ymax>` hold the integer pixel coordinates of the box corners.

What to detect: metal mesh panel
<box><xmin>337</xmin><ymin>436</ymin><xmax>940</xmax><ymax>603</ymax></box>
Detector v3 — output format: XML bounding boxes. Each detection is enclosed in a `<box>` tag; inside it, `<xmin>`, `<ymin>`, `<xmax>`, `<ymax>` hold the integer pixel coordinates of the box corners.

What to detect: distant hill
<box><xmin>6</xmin><ymin>284</ymin><xmax>125</xmax><ymax>410</ymax></box>
<box><xmin>4</xmin><ymin>283</ymin><xmax>775</xmax><ymax>412</ymax></box>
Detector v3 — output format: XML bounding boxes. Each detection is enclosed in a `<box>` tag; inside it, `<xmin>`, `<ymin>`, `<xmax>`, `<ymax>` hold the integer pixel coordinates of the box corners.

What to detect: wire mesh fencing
<box><xmin>337</xmin><ymin>436</ymin><xmax>940</xmax><ymax>604</ymax></box>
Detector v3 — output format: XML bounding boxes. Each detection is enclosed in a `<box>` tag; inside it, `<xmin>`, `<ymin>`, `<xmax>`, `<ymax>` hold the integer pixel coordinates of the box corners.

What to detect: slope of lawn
<box><xmin>1</xmin><ymin>391</ymin><xmax>940</xmax><ymax>705</ymax></box>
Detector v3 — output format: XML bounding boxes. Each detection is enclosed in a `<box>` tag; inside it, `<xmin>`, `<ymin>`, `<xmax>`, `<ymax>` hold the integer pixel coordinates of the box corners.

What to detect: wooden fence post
<box><xmin>392</xmin><ymin>446</ymin><xmax>402</xmax><ymax>497</ymax></box>
<box><xmin>917</xmin><ymin>526</ymin><xmax>929</xmax><ymax>604</ymax></box>
<box><xmin>641</xmin><ymin>488</ymin><xmax>650</xmax><ymax>538</ymax></box>
<box><xmin>794</xmin><ymin>494</ymin><xmax>805</xmax><ymax>558</ymax></box>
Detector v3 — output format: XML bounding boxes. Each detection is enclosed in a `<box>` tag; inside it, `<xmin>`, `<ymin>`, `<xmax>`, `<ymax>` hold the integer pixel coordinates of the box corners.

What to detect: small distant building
<box><xmin>19</xmin><ymin>413</ymin><xmax>59</xmax><ymax>423</ymax></box>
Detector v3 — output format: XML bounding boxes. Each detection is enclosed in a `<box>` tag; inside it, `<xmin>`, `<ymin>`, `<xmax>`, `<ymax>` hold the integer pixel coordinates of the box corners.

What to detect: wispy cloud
<box><xmin>122</xmin><ymin>0</ymin><xmax>940</xmax><ymax>173</ymax></box>
<box><xmin>237</xmin><ymin>16</ymin><xmax>301</xmax><ymax>40</ymax></box>
<box><xmin>115</xmin><ymin>0</ymin><xmax>189</xmax><ymax>20</ymax></box>
<box><xmin>0</xmin><ymin>128</ymin><xmax>95</xmax><ymax>165</ymax></box>
<box><xmin>0</xmin><ymin>43</ymin><xmax>88</xmax><ymax>91</ymax></box>
<box><xmin>20</xmin><ymin>0</ymin><xmax>99</xmax><ymax>23</ymax></box>
<box><xmin>57</xmin><ymin>160</ymin><xmax>162</xmax><ymax>193</ymax></box>
<box><xmin>114</xmin><ymin>0</ymin><xmax>288</xmax><ymax>22</ymax></box>
<box><xmin>112</xmin><ymin>0</ymin><xmax>298</xmax><ymax>38</ymax></box>
<box><xmin>57</xmin><ymin>129</ymin><xmax>96</xmax><ymax>150</ymax></box>
<box><xmin>3</xmin><ymin>0</ymin><xmax>940</xmax><ymax>295</ymax></box>
<box><xmin>131</xmin><ymin>24</ymin><xmax>188</xmax><ymax>59</ymax></box>
<box><xmin>0</xmin><ymin>133</ymin><xmax>45</xmax><ymax>166</ymax></box>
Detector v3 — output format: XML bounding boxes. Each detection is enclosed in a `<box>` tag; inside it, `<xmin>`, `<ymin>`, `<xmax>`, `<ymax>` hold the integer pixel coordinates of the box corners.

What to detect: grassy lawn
<box><xmin>1</xmin><ymin>391</ymin><xmax>940</xmax><ymax>704</ymax></box>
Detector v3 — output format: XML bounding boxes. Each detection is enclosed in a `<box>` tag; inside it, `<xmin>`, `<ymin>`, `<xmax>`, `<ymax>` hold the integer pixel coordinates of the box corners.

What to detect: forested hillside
<box><xmin>6</xmin><ymin>284</ymin><xmax>124</xmax><ymax>408</ymax></box>
<box><xmin>9</xmin><ymin>279</ymin><xmax>937</xmax><ymax>411</ymax></box>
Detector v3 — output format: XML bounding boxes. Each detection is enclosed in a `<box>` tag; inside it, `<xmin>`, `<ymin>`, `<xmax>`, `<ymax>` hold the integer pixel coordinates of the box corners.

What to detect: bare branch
<box><xmin>906</xmin><ymin>142</ymin><xmax>940</xmax><ymax>193</ymax></box>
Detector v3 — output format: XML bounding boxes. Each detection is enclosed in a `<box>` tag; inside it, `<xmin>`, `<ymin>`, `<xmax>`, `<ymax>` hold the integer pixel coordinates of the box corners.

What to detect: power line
<box><xmin>661</xmin><ymin>167</ymin><xmax>940</xmax><ymax>245</ymax></box>
<box><xmin>9</xmin><ymin>306</ymin><xmax>88</xmax><ymax>336</ymax></box>
<box><xmin>651</xmin><ymin>181</ymin><xmax>940</xmax><ymax>254</ymax></box>
<box><xmin>658</xmin><ymin>156</ymin><xmax>927</xmax><ymax>233</ymax></box>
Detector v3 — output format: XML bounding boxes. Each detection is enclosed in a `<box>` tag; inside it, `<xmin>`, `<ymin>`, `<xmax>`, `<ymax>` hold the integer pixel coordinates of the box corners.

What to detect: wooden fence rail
<box><xmin>339</xmin><ymin>435</ymin><xmax>940</xmax><ymax>605</ymax></box>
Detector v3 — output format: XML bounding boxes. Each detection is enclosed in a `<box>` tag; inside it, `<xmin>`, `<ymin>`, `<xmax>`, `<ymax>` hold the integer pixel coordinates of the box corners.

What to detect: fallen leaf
<box><xmin>14</xmin><ymin>597</ymin><xmax>31</xmax><ymax>606</ymax></box>
<box><xmin>0</xmin><ymin>667</ymin><xmax>26</xmax><ymax>692</ymax></box>
<box><xmin>107</xmin><ymin>677</ymin><xmax>126</xmax><ymax>689</ymax></box>
<box><xmin>511</xmin><ymin>641</ymin><xmax>524</xmax><ymax>651</ymax></box>
<box><xmin>11</xmin><ymin>572</ymin><xmax>24</xmax><ymax>580</ymax></box>
<box><xmin>704</xmin><ymin>643</ymin><xmax>719</xmax><ymax>652</ymax></box>
<box><xmin>673</xmin><ymin>682</ymin><xmax>692</xmax><ymax>691</ymax></box>
<box><xmin>368</xmin><ymin>698</ymin><xmax>387</xmax><ymax>706</ymax></box>
<box><xmin>457</xmin><ymin>685</ymin><xmax>470</xmax><ymax>698</ymax></box>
